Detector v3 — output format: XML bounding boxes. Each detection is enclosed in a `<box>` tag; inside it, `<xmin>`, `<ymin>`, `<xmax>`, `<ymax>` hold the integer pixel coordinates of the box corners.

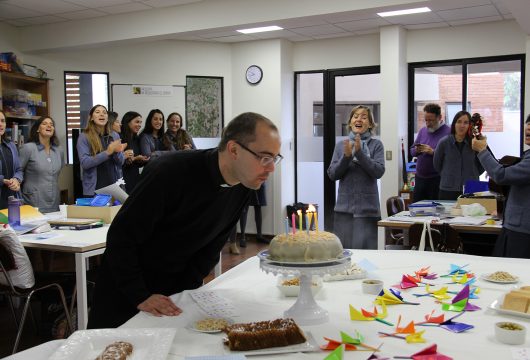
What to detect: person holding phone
<box><xmin>410</xmin><ymin>103</ymin><xmax>450</xmax><ymax>202</ymax></box>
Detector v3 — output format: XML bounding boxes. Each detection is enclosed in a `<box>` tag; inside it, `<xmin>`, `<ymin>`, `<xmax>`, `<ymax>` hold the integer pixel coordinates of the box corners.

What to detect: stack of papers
<box><xmin>444</xmin><ymin>216</ymin><xmax>490</xmax><ymax>225</ymax></box>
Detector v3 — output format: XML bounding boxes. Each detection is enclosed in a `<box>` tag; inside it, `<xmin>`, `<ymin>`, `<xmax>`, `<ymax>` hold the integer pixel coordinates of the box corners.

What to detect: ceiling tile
<box><xmin>99</xmin><ymin>2</ymin><xmax>152</xmax><ymax>14</ymax></box>
<box><xmin>3</xmin><ymin>18</ymin><xmax>33</xmax><ymax>27</ymax></box>
<box><xmin>209</xmin><ymin>34</ymin><xmax>257</xmax><ymax>43</ymax></box>
<box><xmin>405</xmin><ymin>22</ymin><xmax>449</xmax><ymax>30</ymax></box>
<box><xmin>64</xmin><ymin>0</ymin><xmax>136</xmax><ymax>8</ymax></box>
<box><xmin>334</xmin><ymin>18</ymin><xmax>390</xmax><ymax>32</ymax></box>
<box><xmin>251</xmin><ymin>29</ymin><xmax>302</xmax><ymax>40</ymax></box>
<box><xmin>290</xmin><ymin>24</ymin><xmax>349</xmax><ymax>36</ymax></box>
<box><xmin>321</xmin><ymin>9</ymin><xmax>378</xmax><ymax>23</ymax></box>
<box><xmin>198</xmin><ymin>30</ymin><xmax>240</xmax><ymax>39</ymax></box>
<box><xmin>354</xmin><ymin>28</ymin><xmax>381</xmax><ymax>35</ymax></box>
<box><xmin>448</xmin><ymin>15</ymin><xmax>503</xmax><ymax>26</ymax></box>
<box><xmin>59</xmin><ymin>9</ymin><xmax>109</xmax><ymax>20</ymax></box>
<box><xmin>139</xmin><ymin>0</ymin><xmax>202</xmax><ymax>7</ymax></box>
<box><xmin>5</xmin><ymin>0</ymin><xmax>85</xmax><ymax>14</ymax></box>
<box><xmin>428</xmin><ymin>0</ymin><xmax>493</xmax><ymax>11</ymax></box>
<box><xmin>276</xmin><ymin>16</ymin><xmax>328</xmax><ymax>29</ymax></box>
<box><xmin>0</xmin><ymin>3</ymin><xmax>44</xmax><ymax>18</ymax></box>
<box><xmin>383</xmin><ymin>12</ymin><xmax>445</xmax><ymax>25</ymax></box>
<box><xmin>312</xmin><ymin>32</ymin><xmax>355</xmax><ymax>40</ymax></box>
<box><xmin>437</xmin><ymin>5</ymin><xmax>500</xmax><ymax>21</ymax></box>
<box><xmin>493</xmin><ymin>2</ymin><xmax>511</xmax><ymax>15</ymax></box>
<box><xmin>20</xmin><ymin>14</ymin><xmax>69</xmax><ymax>25</ymax></box>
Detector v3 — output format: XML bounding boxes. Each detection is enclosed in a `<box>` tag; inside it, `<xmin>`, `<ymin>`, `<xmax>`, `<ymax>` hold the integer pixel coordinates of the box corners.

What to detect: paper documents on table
<box><xmin>95</xmin><ymin>179</ymin><xmax>128</xmax><ymax>203</ymax></box>
<box><xmin>444</xmin><ymin>216</ymin><xmax>489</xmax><ymax>225</ymax></box>
<box><xmin>389</xmin><ymin>213</ymin><xmax>439</xmax><ymax>223</ymax></box>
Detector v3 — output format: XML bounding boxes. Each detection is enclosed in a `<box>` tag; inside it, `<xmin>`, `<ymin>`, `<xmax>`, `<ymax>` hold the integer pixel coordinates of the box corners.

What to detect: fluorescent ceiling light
<box><xmin>237</xmin><ymin>26</ymin><xmax>283</xmax><ymax>34</ymax></box>
<box><xmin>377</xmin><ymin>7</ymin><xmax>431</xmax><ymax>17</ymax></box>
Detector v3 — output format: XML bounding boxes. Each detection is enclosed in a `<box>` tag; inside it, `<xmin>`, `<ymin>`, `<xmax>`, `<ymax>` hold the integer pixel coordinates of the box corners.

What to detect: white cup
<box><xmin>59</xmin><ymin>204</ymin><xmax>67</xmax><ymax>218</ymax></box>
<box><xmin>362</xmin><ymin>279</ymin><xmax>383</xmax><ymax>295</ymax></box>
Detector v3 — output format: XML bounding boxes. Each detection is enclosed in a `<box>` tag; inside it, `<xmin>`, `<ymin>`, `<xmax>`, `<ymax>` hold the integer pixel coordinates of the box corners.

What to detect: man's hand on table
<box><xmin>137</xmin><ymin>294</ymin><xmax>183</xmax><ymax>317</ymax></box>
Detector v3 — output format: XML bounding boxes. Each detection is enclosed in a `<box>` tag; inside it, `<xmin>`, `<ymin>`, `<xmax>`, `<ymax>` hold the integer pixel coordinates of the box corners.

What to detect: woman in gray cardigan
<box><xmin>19</xmin><ymin>116</ymin><xmax>65</xmax><ymax>213</ymax></box>
<box><xmin>433</xmin><ymin>111</ymin><xmax>484</xmax><ymax>200</ymax></box>
<box><xmin>327</xmin><ymin>105</ymin><xmax>385</xmax><ymax>249</ymax></box>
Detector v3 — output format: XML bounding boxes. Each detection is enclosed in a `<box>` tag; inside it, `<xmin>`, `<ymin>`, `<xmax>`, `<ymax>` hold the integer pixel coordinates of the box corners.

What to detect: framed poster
<box><xmin>186</xmin><ymin>76</ymin><xmax>224</xmax><ymax>138</ymax></box>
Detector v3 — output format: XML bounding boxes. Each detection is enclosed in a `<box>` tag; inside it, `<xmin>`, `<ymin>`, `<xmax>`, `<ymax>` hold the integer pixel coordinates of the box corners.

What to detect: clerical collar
<box><xmin>220</xmin><ymin>183</ymin><xmax>233</xmax><ymax>188</ymax></box>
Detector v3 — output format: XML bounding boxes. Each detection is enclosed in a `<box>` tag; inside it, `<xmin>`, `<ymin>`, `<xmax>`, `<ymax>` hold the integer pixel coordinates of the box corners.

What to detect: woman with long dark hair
<box><xmin>19</xmin><ymin>116</ymin><xmax>65</xmax><ymax>212</ymax></box>
<box><xmin>121</xmin><ymin>111</ymin><xmax>149</xmax><ymax>193</ymax></box>
<box><xmin>139</xmin><ymin>109</ymin><xmax>174</xmax><ymax>158</ymax></box>
<box><xmin>163</xmin><ymin>112</ymin><xmax>196</xmax><ymax>151</ymax></box>
<box><xmin>433</xmin><ymin>110</ymin><xmax>484</xmax><ymax>200</ymax></box>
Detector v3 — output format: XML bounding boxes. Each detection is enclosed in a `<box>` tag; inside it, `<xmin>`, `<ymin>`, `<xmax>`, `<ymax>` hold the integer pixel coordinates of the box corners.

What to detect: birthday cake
<box><xmin>268</xmin><ymin>231</ymin><xmax>343</xmax><ymax>262</ymax></box>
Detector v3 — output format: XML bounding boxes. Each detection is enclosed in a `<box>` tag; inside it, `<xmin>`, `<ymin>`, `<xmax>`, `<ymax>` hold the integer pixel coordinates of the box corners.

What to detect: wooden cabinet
<box><xmin>0</xmin><ymin>71</ymin><xmax>49</xmax><ymax>144</ymax></box>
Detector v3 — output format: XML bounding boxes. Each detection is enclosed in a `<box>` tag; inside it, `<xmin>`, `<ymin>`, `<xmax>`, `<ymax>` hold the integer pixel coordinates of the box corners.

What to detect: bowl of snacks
<box><xmin>495</xmin><ymin>322</ymin><xmax>526</xmax><ymax>345</ymax></box>
<box><xmin>277</xmin><ymin>276</ymin><xmax>322</xmax><ymax>297</ymax></box>
<box><xmin>482</xmin><ymin>271</ymin><xmax>519</xmax><ymax>284</ymax></box>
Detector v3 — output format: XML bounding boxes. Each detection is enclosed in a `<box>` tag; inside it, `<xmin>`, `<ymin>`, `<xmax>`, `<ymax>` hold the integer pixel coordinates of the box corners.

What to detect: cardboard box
<box><xmin>67</xmin><ymin>205</ymin><xmax>121</xmax><ymax>224</ymax></box>
<box><xmin>456</xmin><ymin>197</ymin><xmax>497</xmax><ymax>215</ymax></box>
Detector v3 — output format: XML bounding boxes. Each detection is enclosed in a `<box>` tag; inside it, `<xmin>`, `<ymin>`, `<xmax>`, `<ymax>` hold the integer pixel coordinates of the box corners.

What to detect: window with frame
<box><xmin>64</xmin><ymin>71</ymin><xmax>110</xmax><ymax>163</ymax></box>
<box><xmin>409</xmin><ymin>55</ymin><xmax>524</xmax><ymax>158</ymax></box>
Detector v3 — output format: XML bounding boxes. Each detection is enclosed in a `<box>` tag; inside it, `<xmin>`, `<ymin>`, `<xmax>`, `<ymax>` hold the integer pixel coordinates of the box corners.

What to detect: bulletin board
<box><xmin>110</xmin><ymin>83</ymin><xmax>186</xmax><ymax>126</ymax></box>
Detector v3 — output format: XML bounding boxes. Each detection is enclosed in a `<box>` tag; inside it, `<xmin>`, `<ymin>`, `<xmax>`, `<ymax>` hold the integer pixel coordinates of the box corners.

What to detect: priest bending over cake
<box><xmin>87</xmin><ymin>112</ymin><xmax>283</xmax><ymax>329</ymax></box>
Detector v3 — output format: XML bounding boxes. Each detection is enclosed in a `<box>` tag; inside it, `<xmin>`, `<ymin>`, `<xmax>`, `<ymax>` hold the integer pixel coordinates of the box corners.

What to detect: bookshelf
<box><xmin>0</xmin><ymin>71</ymin><xmax>50</xmax><ymax>145</ymax></box>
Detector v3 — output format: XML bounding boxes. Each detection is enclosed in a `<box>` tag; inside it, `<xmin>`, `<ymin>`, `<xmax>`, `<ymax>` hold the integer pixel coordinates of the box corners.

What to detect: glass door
<box><xmin>296</xmin><ymin>67</ymin><xmax>380</xmax><ymax>230</ymax></box>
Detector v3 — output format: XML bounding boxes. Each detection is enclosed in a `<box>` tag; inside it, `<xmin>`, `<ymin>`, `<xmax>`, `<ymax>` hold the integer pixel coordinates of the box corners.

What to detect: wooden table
<box><xmin>20</xmin><ymin>226</ymin><xmax>108</xmax><ymax>330</ymax></box>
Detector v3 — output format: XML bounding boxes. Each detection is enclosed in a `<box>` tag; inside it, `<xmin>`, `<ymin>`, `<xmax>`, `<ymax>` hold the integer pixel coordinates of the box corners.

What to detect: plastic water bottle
<box><xmin>8</xmin><ymin>196</ymin><xmax>20</xmax><ymax>227</ymax></box>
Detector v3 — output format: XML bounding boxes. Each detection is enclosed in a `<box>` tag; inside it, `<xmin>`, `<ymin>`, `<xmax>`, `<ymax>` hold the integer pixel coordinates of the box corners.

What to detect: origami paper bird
<box><xmin>416</xmin><ymin>310</ymin><xmax>445</xmax><ymax>325</ymax></box>
<box><xmin>324</xmin><ymin>344</ymin><xmax>344</xmax><ymax>360</ymax></box>
<box><xmin>321</xmin><ymin>331</ymin><xmax>380</xmax><ymax>352</ymax></box>
<box><xmin>378</xmin><ymin>330</ymin><xmax>426</xmax><ymax>343</ymax></box>
<box><xmin>349</xmin><ymin>301</ymin><xmax>393</xmax><ymax>326</ymax></box>
<box><xmin>413</xmin><ymin>285</ymin><xmax>451</xmax><ymax>301</ymax></box>
<box><xmin>375</xmin><ymin>288</ymin><xmax>420</xmax><ymax>306</ymax></box>
<box><xmin>441</xmin><ymin>284</ymin><xmax>481</xmax><ymax>312</ymax></box>
<box><xmin>394</xmin><ymin>344</ymin><xmax>453</xmax><ymax>360</ymax></box>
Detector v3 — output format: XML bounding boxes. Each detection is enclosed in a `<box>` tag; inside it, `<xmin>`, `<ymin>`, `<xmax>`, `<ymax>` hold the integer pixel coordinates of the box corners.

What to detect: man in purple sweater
<box><xmin>410</xmin><ymin>103</ymin><xmax>450</xmax><ymax>202</ymax></box>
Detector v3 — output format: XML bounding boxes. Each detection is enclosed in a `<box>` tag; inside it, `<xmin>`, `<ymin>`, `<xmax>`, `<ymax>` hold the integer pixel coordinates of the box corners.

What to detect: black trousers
<box><xmin>493</xmin><ymin>227</ymin><xmax>530</xmax><ymax>259</ymax></box>
<box><xmin>413</xmin><ymin>176</ymin><xmax>441</xmax><ymax>202</ymax></box>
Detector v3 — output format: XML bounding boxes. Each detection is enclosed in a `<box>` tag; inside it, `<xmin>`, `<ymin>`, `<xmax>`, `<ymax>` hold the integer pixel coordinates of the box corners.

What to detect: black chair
<box><xmin>0</xmin><ymin>242</ymin><xmax>73</xmax><ymax>354</ymax></box>
<box><xmin>385</xmin><ymin>196</ymin><xmax>406</xmax><ymax>248</ymax></box>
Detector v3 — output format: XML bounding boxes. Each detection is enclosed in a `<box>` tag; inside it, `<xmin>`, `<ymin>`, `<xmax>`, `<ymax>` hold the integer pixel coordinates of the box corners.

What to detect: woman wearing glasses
<box><xmin>139</xmin><ymin>109</ymin><xmax>174</xmax><ymax>158</ymax></box>
<box><xmin>76</xmin><ymin>104</ymin><xmax>126</xmax><ymax>196</ymax></box>
<box><xmin>327</xmin><ymin>105</ymin><xmax>385</xmax><ymax>250</ymax></box>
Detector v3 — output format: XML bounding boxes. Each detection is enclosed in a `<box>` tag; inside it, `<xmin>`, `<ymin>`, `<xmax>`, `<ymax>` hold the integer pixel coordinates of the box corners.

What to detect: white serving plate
<box><xmin>277</xmin><ymin>276</ymin><xmax>323</xmax><ymax>297</ymax></box>
<box><xmin>490</xmin><ymin>294</ymin><xmax>530</xmax><ymax>319</ymax></box>
<box><xmin>226</xmin><ymin>331</ymin><xmax>319</xmax><ymax>356</ymax></box>
<box><xmin>49</xmin><ymin>328</ymin><xmax>176</xmax><ymax>360</ymax></box>
<box><xmin>258</xmin><ymin>249</ymin><xmax>352</xmax><ymax>266</ymax></box>
<box><xmin>481</xmin><ymin>273</ymin><xmax>519</xmax><ymax>284</ymax></box>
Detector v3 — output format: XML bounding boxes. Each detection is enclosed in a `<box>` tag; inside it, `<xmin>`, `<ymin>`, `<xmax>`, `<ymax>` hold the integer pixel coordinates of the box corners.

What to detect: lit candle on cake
<box><xmin>297</xmin><ymin>210</ymin><xmax>302</xmax><ymax>232</ymax></box>
<box><xmin>307</xmin><ymin>204</ymin><xmax>317</xmax><ymax>231</ymax></box>
<box><xmin>291</xmin><ymin>212</ymin><xmax>296</xmax><ymax>235</ymax></box>
<box><xmin>284</xmin><ymin>217</ymin><xmax>289</xmax><ymax>235</ymax></box>
<box><xmin>305</xmin><ymin>213</ymin><xmax>309</xmax><ymax>235</ymax></box>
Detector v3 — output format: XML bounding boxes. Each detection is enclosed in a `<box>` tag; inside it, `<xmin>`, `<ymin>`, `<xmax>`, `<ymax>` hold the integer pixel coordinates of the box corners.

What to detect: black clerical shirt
<box><xmin>88</xmin><ymin>149</ymin><xmax>251</xmax><ymax>328</ymax></box>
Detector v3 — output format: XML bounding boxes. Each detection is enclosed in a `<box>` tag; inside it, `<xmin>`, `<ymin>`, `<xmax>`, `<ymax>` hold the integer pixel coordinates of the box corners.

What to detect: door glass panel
<box><xmin>413</xmin><ymin>65</ymin><xmax>462</xmax><ymax>140</ymax></box>
<box><xmin>467</xmin><ymin>60</ymin><xmax>521</xmax><ymax>157</ymax></box>
<box><xmin>296</xmin><ymin>73</ymin><xmax>324</xmax><ymax>227</ymax></box>
<box><xmin>333</xmin><ymin>74</ymin><xmax>382</xmax><ymax>203</ymax></box>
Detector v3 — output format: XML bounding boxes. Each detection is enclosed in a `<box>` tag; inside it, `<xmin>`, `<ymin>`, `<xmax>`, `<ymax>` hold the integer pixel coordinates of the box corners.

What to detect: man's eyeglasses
<box><xmin>236</xmin><ymin>141</ymin><xmax>283</xmax><ymax>167</ymax></box>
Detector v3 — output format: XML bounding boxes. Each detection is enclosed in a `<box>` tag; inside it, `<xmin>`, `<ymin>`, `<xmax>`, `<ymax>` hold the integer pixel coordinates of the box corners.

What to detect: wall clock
<box><xmin>246</xmin><ymin>65</ymin><xmax>263</xmax><ymax>85</ymax></box>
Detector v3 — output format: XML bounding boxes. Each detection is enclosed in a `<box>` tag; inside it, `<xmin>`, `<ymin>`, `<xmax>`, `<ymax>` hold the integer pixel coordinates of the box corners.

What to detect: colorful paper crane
<box><xmin>321</xmin><ymin>331</ymin><xmax>380</xmax><ymax>352</ymax></box>
<box><xmin>324</xmin><ymin>344</ymin><xmax>344</xmax><ymax>360</ymax></box>
<box><xmin>378</xmin><ymin>316</ymin><xmax>427</xmax><ymax>343</ymax></box>
<box><xmin>441</xmin><ymin>284</ymin><xmax>481</xmax><ymax>312</ymax></box>
<box><xmin>415</xmin><ymin>266</ymin><xmax>438</xmax><ymax>280</ymax></box>
<box><xmin>349</xmin><ymin>301</ymin><xmax>394</xmax><ymax>326</ymax></box>
<box><xmin>394</xmin><ymin>344</ymin><xmax>453</xmax><ymax>360</ymax></box>
<box><xmin>439</xmin><ymin>312</ymin><xmax>474</xmax><ymax>333</ymax></box>
<box><xmin>397</xmin><ymin>274</ymin><xmax>420</xmax><ymax>289</ymax></box>
<box><xmin>448</xmin><ymin>263</ymin><xmax>469</xmax><ymax>275</ymax></box>
<box><xmin>447</xmin><ymin>285</ymin><xmax>480</xmax><ymax>299</ymax></box>
<box><xmin>375</xmin><ymin>288</ymin><xmax>420</xmax><ymax>306</ymax></box>
<box><xmin>413</xmin><ymin>285</ymin><xmax>451</xmax><ymax>301</ymax></box>
<box><xmin>416</xmin><ymin>310</ymin><xmax>445</xmax><ymax>325</ymax></box>
<box><xmin>445</xmin><ymin>272</ymin><xmax>476</xmax><ymax>286</ymax></box>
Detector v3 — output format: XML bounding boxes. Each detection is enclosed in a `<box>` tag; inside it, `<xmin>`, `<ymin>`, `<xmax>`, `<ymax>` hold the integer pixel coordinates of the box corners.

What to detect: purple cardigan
<box><xmin>410</xmin><ymin>124</ymin><xmax>450</xmax><ymax>178</ymax></box>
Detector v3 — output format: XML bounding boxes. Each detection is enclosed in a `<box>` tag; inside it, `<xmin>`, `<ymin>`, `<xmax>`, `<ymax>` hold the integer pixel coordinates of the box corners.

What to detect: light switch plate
<box><xmin>386</xmin><ymin>151</ymin><xmax>392</xmax><ymax>160</ymax></box>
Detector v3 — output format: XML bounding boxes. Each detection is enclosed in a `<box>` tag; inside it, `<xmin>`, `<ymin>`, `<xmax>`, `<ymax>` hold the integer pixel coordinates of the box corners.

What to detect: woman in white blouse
<box><xmin>19</xmin><ymin>116</ymin><xmax>65</xmax><ymax>213</ymax></box>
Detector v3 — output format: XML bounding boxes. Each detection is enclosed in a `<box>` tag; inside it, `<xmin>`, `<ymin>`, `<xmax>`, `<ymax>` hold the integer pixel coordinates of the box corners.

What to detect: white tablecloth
<box><xmin>5</xmin><ymin>250</ymin><xmax>529</xmax><ymax>360</ymax></box>
<box><xmin>121</xmin><ymin>250</ymin><xmax>530</xmax><ymax>359</ymax></box>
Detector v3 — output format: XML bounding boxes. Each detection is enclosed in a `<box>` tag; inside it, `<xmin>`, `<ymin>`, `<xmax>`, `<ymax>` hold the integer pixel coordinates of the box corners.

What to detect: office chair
<box><xmin>385</xmin><ymin>196</ymin><xmax>406</xmax><ymax>247</ymax></box>
<box><xmin>0</xmin><ymin>241</ymin><xmax>73</xmax><ymax>354</ymax></box>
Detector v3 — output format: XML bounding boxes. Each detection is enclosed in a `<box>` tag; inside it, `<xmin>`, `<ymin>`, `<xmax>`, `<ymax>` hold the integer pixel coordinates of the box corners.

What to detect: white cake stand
<box><xmin>258</xmin><ymin>249</ymin><xmax>352</xmax><ymax>325</ymax></box>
